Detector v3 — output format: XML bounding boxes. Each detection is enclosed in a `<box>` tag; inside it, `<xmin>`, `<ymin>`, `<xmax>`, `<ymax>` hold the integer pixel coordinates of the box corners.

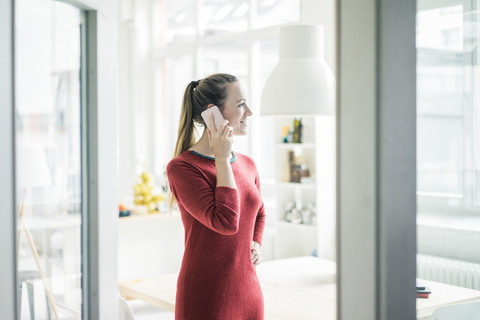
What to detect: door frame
<box><xmin>0</xmin><ymin>0</ymin><xmax>17</xmax><ymax>317</ymax></box>
<box><xmin>0</xmin><ymin>0</ymin><xmax>119</xmax><ymax>319</ymax></box>
<box><xmin>336</xmin><ymin>0</ymin><xmax>417</xmax><ymax>319</ymax></box>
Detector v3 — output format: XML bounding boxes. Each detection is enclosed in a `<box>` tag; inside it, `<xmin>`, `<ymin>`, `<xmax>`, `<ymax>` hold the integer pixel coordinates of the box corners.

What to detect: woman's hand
<box><xmin>251</xmin><ymin>241</ymin><xmax>262</xmax><ymax>267</ymax></box>
<box><xmin>207</xmin><ymin>113</ymin><xmax>234</xmax><ymax>160</ymax></box>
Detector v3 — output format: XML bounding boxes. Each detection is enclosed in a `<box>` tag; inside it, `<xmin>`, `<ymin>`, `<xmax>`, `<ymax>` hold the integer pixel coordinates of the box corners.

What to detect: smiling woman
<box><xmin>166</xmin><ymin>73</ymin><xmax>266</xmax><ymax>319</ymax></box>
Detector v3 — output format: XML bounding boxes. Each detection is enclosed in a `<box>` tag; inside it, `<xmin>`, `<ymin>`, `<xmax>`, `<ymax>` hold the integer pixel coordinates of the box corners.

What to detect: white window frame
<box><xmin>1</xmin><ymin>0</ymin><xmax>119</xmax><ymax>318</ymax></box>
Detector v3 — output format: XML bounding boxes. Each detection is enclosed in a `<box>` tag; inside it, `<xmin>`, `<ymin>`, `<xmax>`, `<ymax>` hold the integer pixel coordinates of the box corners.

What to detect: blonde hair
<box><xmin>167</xmin><ymin>73</ymin><xmax>238</xmax><ymax>212</ymax></box>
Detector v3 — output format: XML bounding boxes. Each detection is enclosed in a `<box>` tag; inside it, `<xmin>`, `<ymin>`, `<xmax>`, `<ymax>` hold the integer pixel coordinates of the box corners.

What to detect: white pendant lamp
<box><xmin>260</xmin><ymin>24</ymin><xmax>335</xmax><ymax>116</ymax></box>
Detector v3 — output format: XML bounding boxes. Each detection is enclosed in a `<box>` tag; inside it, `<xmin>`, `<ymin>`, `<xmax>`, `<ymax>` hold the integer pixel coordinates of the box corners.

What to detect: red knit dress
<box><xmin>166</xmin><ymin>149</ymin><xmax>266</xmax><ymax>320</ymax></box>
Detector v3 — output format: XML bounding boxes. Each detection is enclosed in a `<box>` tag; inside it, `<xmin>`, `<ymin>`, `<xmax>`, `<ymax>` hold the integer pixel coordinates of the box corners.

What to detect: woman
<box><xmin>166</xmin><ymin>73</ymin><xmax>266</xmax><ymax>319</ymax></box>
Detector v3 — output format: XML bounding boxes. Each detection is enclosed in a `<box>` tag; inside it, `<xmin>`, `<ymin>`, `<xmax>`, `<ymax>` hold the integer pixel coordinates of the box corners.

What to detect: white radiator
<box><xmin>417</xmin><ymin>254</ymin><xmax>480</xmax><ymax>290</ymax></box>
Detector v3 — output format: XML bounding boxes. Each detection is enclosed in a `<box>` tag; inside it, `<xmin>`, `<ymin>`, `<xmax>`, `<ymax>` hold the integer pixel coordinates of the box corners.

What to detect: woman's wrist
<box><xmin>252</xmin><ymin>241</ymin><xmax>260</xmax><ymax>249</ymax></box>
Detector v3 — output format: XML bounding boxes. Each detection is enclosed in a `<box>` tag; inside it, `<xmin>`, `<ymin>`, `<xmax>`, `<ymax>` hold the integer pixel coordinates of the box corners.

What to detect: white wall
<box><xmin>118</xmin><ymin>216</ymin><xmax>185</xmax><ymax>281</ymax></box>
<box><xmin>301</xmin><ymin>0</ymin><xmax>336</xmax><ymax>77</ymax></box>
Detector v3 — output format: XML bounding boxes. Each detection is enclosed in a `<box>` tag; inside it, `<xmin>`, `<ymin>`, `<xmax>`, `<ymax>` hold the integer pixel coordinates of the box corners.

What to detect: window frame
<box><xmin>1</xmin><ymin>0</ymin><xmax>120</xmax><ymax>318</ymax></box>
<box><xmin>0</xmin><ymin>0</ymin><xmax>17</xmax><ymax>318</ymax></box>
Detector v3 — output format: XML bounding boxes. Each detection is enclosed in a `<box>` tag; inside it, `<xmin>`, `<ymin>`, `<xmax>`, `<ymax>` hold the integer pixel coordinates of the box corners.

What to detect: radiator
<box><xmin>417</xmin><ymin>254</ymin><xmax>480</xmax><ymax>290</ymax></box>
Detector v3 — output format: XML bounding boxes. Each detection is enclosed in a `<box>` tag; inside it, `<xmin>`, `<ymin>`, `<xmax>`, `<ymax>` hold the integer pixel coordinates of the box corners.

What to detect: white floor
<box><xmin>128</xmin><ymin>299</ymin><xmax>175</xmax><ymax>320</ymax></box>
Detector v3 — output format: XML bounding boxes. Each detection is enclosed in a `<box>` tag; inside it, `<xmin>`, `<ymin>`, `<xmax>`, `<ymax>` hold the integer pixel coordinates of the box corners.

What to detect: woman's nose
<box><xmin>245</xmin><ymin>104</ymin><xmax>253</xmax><ymax>115</ymax></box>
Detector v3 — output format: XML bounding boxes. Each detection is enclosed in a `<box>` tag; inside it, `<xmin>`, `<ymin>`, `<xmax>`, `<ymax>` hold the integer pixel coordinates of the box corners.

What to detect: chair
<box><xmin>119</xmin><ymin>294</ymin><xmax>136</xmax><ymax>320</ymax></box>
<box><xmin>17</xmin><ymin>270</ymin><xmax>52</xmax><ymax>320</ymax></box>
<box><xmin>430</xmin><ymin>300</ymin><xmax>480</xmax><ymax>320</ymax></box>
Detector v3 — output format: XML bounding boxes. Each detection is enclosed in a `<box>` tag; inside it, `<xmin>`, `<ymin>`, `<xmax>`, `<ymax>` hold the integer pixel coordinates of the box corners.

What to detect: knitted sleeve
<box><xmin>166</xmin><ymin>160</ymin><xmax>240</xmax><ymax>235</ymax></box>
<box><xmin>253</xmin><ymin>163</ymin><xmax>266</xmax><ymax>246</ymax></box>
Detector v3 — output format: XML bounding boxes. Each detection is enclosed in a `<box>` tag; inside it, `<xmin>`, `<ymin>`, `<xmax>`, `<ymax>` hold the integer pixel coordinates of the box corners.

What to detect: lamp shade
<box><xmin>260</xmin><ymin>24</ymin><xmax>335</xmax><ymax>117</ymax></box>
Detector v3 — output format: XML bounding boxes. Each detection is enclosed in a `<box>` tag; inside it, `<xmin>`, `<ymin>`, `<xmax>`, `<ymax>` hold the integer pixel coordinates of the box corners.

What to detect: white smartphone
<box><xmin>201</xmin><ymin>106</ymin><xmax>225</xmax><ymax>132</ymax></box>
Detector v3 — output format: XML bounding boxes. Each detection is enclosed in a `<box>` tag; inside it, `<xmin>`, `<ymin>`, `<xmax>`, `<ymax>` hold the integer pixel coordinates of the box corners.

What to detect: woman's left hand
<box><xmin>251</xmin><ymin>241</ymin><xmax>262</xmax><ymax>267</ymax></box>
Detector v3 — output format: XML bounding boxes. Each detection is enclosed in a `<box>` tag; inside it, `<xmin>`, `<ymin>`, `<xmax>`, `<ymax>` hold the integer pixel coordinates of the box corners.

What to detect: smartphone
<box><xmin>201</xmin><ymin>106</ymin><xmax>225</xmax><ymax>132</ymax></box>
<box><xmin>416</xmin><ymin>287</ymin><xmax>431</xmax><ymax>294</ymax></box>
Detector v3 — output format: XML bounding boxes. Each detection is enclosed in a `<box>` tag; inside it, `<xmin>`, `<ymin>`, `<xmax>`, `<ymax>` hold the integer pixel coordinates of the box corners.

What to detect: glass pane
<box><xmin>202</xmin><ymin>0</ymin><xmax>248</xmax><ymax>37</ymax></box>
<box><xmin>166</xmin><ymin>0</ymin><xmax>196</xmax><ymax>44</ymax></box>
<box><xmin>203</xmin><ymin>41</ymin><xmax>250</xmax><ymax>154</ymax></box>
<box><xmin>417</xmin><ymin>1</ymin><xmax>480</xmax><ymax>209</ymax></box>
<box><xmin>15</xmin><ymin>0</ymin><xmax>83</xmax><ymax>318</ymax></box>
<box><xmin>256</xmin><ymin>0</ymin><xmax>300</xmax><ymax>29</ymax></box>
<box><xmin>416</xmin><ymin>5</ymin><xmax>465</xmax><ymax>196</ymax></box>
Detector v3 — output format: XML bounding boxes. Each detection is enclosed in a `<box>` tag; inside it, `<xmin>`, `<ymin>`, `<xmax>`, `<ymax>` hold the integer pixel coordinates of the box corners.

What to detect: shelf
<box><xmin>277</xmin><ymin>182</ymin><xmax>316</xmax><ymax>189</ymax></box>
<box><xmin>263</xmin><ymin>198</ymin><xmax>277</xmax><ymax>208</ymax></box>
<box><xmin>118</xmin><ymin>212</ymin><xmax>181</xmax><ymax>222</ymax></box>
<box><xmin>277</xmin><ymin>220</ymin><xmax>317</xmax><ymax>231</ymax></box>
<box><xmin>276</xmin><ymin>143</ymin><xmax>315</xmax><ymax>149</ymax></box>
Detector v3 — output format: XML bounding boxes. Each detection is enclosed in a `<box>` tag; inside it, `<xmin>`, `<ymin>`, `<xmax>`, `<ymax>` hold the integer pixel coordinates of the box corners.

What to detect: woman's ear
<box><xmin>206</xmin><ymin>103</ymin><xmax>215</xmax><ymax>109</ymax></box>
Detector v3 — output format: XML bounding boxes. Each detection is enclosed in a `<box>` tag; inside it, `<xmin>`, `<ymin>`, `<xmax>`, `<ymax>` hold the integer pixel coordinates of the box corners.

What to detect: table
<box><xmin>416</xmin><ymin>279</ymin><xmax>480</xmax><ymax>319</ymax></box>
<box><xmin>119</xmin><ymin>256</ymin><xmax>480</xmax><ymax>319</ymax></box>
<box><xmin>119</xmin><ymin>257</ymin><xmax>336</xmax><ymax>319</ymax></box>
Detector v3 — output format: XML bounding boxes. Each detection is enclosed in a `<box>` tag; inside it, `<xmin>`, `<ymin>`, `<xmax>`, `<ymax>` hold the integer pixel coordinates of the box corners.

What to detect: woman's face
<box><xmin>219</xmin><ymin>81</ymin><xmax>252</xmax><ymax>136</ymax></box>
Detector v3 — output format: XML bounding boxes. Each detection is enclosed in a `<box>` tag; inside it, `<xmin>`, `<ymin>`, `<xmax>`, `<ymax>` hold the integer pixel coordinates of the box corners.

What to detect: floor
<box><xmin>128</xmin><ymin>299</ymin><xmax>175</xmax><ymax>320</ymax></box>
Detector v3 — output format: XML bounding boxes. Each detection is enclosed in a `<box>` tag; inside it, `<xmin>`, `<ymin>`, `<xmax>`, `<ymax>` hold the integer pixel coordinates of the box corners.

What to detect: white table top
<box><xmin>416</xmin><ymin>279</ymin><xmax>480</xmax><ymax>318</ymax></box>
<box><xmin>119</xmin><ymin>273</ymin><xmax>335</xmax><ymax>319</ymax></box>
<box><xmin>119</xmin><ymin>256</ymin><xmax>480</xmax><ymax>319</ymax></box>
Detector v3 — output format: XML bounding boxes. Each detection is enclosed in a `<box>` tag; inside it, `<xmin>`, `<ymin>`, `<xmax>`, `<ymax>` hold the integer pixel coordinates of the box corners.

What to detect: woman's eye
<box><xmin>238</xmin><ymin>103</ymin><xmax>245</xmax><ymax>107</ymax></box>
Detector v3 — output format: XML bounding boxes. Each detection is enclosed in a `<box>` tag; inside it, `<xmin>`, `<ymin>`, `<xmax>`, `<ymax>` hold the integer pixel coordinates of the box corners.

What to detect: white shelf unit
<box><xmin>271</xmin><ymin>116</ymin><xmax>319</xmax><ymax>259</ymax></box>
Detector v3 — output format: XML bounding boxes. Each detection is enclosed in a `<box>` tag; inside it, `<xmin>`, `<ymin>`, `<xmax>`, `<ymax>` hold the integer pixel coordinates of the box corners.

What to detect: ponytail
<box><xmin>173</xmin><ymin>81</ymin><xmax>198</xmax><ymax>158</ymax></box>
<box><xmin>167</xmin><ymin>73</ymin><xmax>238</xmax><ymax>213</ymax></box>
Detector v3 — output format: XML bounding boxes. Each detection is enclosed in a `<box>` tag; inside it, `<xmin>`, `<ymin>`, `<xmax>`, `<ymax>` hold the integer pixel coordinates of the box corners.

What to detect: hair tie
<box><xmin>190</xmin><ymin>79</ymin><xmax>201</xmax><ymax>89</ymax></box>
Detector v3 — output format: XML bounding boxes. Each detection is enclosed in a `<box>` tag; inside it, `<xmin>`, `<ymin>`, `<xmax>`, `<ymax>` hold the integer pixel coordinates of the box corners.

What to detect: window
<box><xmin>416</xmin><ymin>1</ymin><xmax>480</xmax><ymax>213</ymax></box>
<box><xmin>155</xmin><ymin>0</ymin><xmax>301</xmax><ymax>176</ymax></box>
<box><xmin>15</xmin><ymin>0</ymin><xmax>85</xmax><ymax>318</ymax></box>
<box><xmin>202</xmin><ymin>0</ymin><xmax>249</xmax><ymax>36</ymax></box>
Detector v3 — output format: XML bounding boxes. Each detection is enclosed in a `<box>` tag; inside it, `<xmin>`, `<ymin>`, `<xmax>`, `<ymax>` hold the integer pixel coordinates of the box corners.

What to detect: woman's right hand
<box><xmin>207</xmin><ymin>113</ymin><xmax>234</xmax><ymax>160</ymax></box>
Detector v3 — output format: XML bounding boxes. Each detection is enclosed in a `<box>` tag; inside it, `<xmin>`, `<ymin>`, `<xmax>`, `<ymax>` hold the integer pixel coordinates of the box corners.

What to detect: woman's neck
<box><xmin>190</xmin><ymin>129</ymin><xmax>214</xmax><ymax>157</ymax></box>
<box><xmin>190</xmin><ymin>129</ymin><xmax>232</xmax><ymax>160</ymax></box>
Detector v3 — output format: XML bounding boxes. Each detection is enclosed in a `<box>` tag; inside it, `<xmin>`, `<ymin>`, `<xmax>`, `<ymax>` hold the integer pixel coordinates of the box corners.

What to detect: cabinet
<box><xmin>261</xmin><ymin>116</ymin><xmax>319</xmax><ymax>259</ymax></box>
<box><xmin>260</xmin><ymin>115</ymin><xmax>336</xmax><ymax>261</ymax></box>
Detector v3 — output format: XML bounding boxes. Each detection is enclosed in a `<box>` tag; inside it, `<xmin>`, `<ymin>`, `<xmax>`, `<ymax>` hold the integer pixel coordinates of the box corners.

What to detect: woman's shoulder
<box><xmin>166</xmin><ymin>151</ymin><xmax>198</xmax><ymax>173</ymax></box>
<box><xmin>234</xmin><ymin>152</ymin><xmax>257</xmax><ymax>169</ymax></box>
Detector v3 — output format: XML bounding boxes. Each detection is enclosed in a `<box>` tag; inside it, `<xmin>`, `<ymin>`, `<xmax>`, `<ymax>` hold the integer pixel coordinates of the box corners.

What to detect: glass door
<box><xmin>15</xmin><ymin>1</ymin><xmax>85</xmax><ymax>319</ymax></box>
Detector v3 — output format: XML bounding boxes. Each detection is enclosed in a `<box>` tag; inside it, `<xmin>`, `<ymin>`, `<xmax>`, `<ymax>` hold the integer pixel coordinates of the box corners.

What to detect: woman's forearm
<box><xmin>215</xmin><ymin>158</ymin><xmax>236</xmax><ymax>189</ymax></box>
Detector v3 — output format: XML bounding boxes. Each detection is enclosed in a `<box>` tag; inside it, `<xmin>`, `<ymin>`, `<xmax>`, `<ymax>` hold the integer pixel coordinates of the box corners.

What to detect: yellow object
<box><xmin>282</xmin><ymin>126</ymin><xmax>290</xmax><ymax>138</ymax></box>
<box><xmin>133</xmin><ymin>165</ymin><xmax>165</xmax><ymax>213</ymax></box>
